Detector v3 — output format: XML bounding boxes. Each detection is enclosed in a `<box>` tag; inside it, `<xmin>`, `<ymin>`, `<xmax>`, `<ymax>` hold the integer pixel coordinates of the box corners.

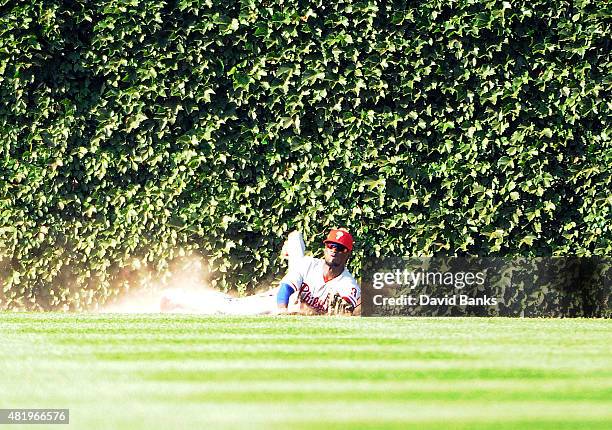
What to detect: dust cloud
<box><xmin>98</xmin><ymin>253</ymin><xmax>279</xmax><ymax>315</ymax></box>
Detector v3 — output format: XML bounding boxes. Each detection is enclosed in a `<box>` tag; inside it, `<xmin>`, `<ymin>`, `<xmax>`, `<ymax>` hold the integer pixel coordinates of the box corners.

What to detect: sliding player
<box><xmin>277</xmin><ymin>228</ymin><xmax>360</xmax><ymax>315</ymax></box>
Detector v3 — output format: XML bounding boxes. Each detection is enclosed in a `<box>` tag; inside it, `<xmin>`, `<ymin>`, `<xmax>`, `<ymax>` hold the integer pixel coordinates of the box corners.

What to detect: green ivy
<box><xmin>0</xmin><ymin>0</ymin><xmax>610</xmax><ymax>310</ymax></box>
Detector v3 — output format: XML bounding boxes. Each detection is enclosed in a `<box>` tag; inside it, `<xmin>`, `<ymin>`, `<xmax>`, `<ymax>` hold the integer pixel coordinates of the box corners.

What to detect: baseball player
<box><xmin>277</xmin><ymin>228</ymin><xmax>361</xmax><ymax>315</ymax></box>
<box><xmin>160</xmin><ymin>228</ymin><xmax>360</xmax><ymax>315</ymax></box>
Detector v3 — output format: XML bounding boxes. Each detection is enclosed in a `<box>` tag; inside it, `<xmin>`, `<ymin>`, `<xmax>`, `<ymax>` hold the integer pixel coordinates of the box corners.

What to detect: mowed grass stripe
<box><xmin>0</xmin><ymin>314</ymin><xmax>610</xmax><ymax>430</ymax></box>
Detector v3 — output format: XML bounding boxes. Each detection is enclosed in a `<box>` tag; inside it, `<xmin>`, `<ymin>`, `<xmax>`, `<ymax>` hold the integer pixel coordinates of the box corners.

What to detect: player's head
<box><xmin>323</xmin><ymin>228</ymin><xmax>354</xmax><ymax>269</ymax></box>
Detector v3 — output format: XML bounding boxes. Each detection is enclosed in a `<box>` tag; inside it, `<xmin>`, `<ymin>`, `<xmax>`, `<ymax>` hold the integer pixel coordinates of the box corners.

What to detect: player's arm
<box><xmin>329</xmin><ymin>278</ymin><xmax>361</xmax><ymax>316</ymax></box>
<box><xmin>276</xmin><ymin>282</ymin><xmax>297</xmax><ymax>312</ymax></box>
<box><xmin>327</xmin><ymin>293</ymin><xmax>357</xmax><ymax>315</ymax></box>
<box><xmin>277</xmin><ymin>255</ymin><xmax>310</xmax><ymax>313</ymax></box>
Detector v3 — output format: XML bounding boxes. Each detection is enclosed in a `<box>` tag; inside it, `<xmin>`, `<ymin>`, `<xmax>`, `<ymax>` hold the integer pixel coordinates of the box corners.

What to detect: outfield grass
<box><xmin>0</xmin><ymin>315</ymin><xmax>610</xmax><ymax>429</ymax></box>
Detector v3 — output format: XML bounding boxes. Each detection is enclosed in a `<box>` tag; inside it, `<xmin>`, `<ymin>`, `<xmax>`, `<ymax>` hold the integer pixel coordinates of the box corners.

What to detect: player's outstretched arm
<box><xmin>276</xmin><ymin>282</ymin><xmax>296</xmax><ymax>313</ymax></box>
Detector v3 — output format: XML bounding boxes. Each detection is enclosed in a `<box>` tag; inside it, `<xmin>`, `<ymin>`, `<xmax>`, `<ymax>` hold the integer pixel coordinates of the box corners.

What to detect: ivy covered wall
<box><xmin>0</xmin><ymin>0</ymin><xmax>609</xmax><ymax>310</ymax></box>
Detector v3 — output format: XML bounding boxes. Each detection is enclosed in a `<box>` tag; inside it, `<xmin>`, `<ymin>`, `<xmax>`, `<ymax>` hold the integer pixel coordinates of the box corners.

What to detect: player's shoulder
<box><xmin>295</xmin><ymin>255</ymin><xmax>318</xmax><ymax>270</ymax></box>
<box><xmin>300</xmin><ymin>255</ymin><xmax>317</xmax><ymax>265</ymax></box>
<box><xmin>337</xmin><ymin>268</ymin><xmax>360</xmax><ymax>289</ymax></box>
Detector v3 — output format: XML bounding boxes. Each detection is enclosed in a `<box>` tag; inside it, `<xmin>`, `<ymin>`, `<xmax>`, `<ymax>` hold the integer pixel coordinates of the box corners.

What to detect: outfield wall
<box><xmin>0</xmin><ymin>0</ymin><xmax>609</xmax><ymax>310</ymax></box>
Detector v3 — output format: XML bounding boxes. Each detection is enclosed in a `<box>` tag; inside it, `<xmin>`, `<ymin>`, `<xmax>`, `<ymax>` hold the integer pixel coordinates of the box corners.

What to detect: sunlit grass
<box><xmin>1</xmin><ymin>315</ymin><xmax>610</xmax><ymax>429</ymax></box>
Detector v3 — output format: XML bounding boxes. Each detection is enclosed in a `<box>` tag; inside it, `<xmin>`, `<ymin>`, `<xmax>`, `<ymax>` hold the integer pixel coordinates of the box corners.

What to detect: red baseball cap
<box><xmin>323</xmin><ymin>228</ymin><xmax>354</xmax><ymax>252</ymax></box>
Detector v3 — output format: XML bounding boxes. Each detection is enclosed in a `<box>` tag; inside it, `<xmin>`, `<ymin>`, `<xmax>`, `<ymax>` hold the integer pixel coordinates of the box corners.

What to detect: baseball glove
<box><xmin>327</xmin><ymin>293</ymin><xmax>355</xmax><ymax>316</ymax></box>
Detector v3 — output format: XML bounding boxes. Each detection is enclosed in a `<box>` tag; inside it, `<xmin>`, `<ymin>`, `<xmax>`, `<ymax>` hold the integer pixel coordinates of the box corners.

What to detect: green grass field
<box><xmin>1</xmin><ymin>315</ymin><xmax>610</xmax><ymax>429</ymax></box>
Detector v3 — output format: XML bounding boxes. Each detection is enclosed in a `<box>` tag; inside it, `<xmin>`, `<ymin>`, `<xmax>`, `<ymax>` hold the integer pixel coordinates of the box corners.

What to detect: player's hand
<box><xmin>327</xmin><ymin>293</ymin><xmax>354</xmax><ymax>316</ymax></box>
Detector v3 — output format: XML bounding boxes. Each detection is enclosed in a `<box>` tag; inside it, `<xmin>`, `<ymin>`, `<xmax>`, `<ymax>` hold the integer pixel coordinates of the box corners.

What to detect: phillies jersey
<box><xmin>281</xmin><ymin>256</ymin><xmax>361</xmax><ymax>314</ymax></box>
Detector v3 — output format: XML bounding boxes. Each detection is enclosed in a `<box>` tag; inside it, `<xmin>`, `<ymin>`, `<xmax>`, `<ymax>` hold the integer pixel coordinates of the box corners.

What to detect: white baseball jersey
<box><xmin>281</xmin><ymin>256</ymin><xmax>361</xmax><ymax>314</ymax></box>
